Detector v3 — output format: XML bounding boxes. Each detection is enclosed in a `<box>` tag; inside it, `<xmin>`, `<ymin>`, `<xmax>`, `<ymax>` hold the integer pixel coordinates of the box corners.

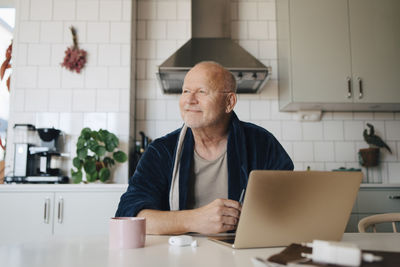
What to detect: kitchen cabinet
<box><xmin>277</xmin><ymin>0</ymin><xmax>400</xmax><ymax>111</ymax></box>
<box><xmin>0</xmin><ymin>184</ymin><xmax>126</xmax><ymax>243</ymax></box>
<box><xmin>345</xmin><ymin>185</ymin><xmax>400</xmax><ymax>232</ymax></box>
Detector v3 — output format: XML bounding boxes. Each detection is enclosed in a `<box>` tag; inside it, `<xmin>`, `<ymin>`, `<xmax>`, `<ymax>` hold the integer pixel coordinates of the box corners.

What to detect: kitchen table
<box><xmin>0</xmin><ymin>233</ymin><xmax>399</xmax><ymax>267</ymax></box>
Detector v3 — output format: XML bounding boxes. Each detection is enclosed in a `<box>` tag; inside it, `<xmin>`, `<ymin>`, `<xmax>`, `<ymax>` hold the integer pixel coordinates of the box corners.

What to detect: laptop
<box><xmin>209</xmin><ymin>170</ymin><xmax>362</xmax><ymax>249</ymax></box>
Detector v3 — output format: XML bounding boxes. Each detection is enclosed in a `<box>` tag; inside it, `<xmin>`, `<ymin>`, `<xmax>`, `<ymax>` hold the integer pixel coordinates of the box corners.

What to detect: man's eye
<box><xmin>199</xmin><ymin>90</ymin><xmax>206</xmax><ymax>94</ymax></box>
<box><xmin>182</xmin><ymin>89</ymin><xmax>190</xmax><ymax>94</ymax></box>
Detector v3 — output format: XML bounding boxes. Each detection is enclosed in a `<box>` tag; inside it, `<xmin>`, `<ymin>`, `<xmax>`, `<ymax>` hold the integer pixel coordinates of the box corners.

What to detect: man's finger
<box><xmin>220</xmin><ymin>199</ymin><xmax>241</xmax><ymax>211</ymax></box>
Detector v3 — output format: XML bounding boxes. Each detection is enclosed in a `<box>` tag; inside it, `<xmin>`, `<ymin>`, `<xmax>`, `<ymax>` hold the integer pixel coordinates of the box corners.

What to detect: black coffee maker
<box><xmin>5</xmin><ymin>124</ymin><xmax>69</xmax><ymax>183</ymax></box>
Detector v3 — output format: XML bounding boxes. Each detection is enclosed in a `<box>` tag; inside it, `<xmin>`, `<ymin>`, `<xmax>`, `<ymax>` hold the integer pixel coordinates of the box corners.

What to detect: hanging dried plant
<box><xmin>0</xmin><ymin>41</ymin><xmax>12</xmax><ymax>91</ymax></box>
<box><xmin>61</xmin><ymin>26</ymin><xmax>87</xmax><ymax>73</ymax></box>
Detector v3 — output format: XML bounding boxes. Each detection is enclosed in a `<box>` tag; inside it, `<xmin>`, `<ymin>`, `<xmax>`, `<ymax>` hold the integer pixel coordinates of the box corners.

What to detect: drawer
<box><xmin>357</xmin><ymin>189</ymin><xmax>400</xmax><ymax>213</ymax></box>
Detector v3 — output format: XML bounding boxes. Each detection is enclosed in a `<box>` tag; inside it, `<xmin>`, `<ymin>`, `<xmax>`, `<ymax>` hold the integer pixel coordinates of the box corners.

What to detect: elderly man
<box><xmin>116</xmin><ymin>61</ymin><xmax>293</xmax><ymax>235</ymax></box>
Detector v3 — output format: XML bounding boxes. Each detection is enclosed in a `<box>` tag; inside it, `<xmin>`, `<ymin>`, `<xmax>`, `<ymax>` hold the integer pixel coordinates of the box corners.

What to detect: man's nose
<box><xmin>186</xmin><ymin>92</ymin><xmax>198</xmax><ymax>103</ymax></box>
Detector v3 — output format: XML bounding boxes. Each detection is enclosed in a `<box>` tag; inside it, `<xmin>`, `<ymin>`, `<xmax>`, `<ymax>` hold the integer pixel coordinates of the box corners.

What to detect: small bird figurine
<box><xmin>363</xmin><ymin>123</ymin><xmax>392</xmax><ymax>153</ymax></box>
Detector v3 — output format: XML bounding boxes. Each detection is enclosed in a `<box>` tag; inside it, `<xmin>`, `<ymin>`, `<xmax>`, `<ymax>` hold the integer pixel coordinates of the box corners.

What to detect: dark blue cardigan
<box><xmin>116</xmin><ymin>113</ymin><xmax>294</xmax><ymax>217</ymax></box>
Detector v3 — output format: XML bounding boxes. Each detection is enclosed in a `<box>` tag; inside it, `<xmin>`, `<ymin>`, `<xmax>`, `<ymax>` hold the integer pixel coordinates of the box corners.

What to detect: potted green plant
<box><xmin>71</xmin><ymin>128</ymin><xmax>127</xmax><ymax>183</ymax></box>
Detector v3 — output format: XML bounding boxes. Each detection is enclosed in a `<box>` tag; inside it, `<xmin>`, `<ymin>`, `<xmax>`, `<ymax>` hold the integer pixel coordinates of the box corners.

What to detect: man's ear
<box><xmin>225</xmin><ymin>93</ymin><xmax>237</xmax><ymax>113</ymax></box>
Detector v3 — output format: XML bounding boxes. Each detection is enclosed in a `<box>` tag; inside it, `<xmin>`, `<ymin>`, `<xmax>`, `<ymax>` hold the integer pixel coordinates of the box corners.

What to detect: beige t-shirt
<box><xmin>186</xmin><ymin>148</ymin><xmax>228</xmax><ymax>209</ymax></box>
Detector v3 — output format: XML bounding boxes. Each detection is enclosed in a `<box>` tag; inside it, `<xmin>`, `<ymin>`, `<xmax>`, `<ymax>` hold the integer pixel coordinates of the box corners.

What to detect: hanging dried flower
<box><xmin>61</xmin><ymin>26</ymin><xmax>87</xmax><ymax>73</ymax></box>
<box><xmin>0</xmin><ymin>41</ymin><xmax>12</xmax><ymax>91</ymax></box>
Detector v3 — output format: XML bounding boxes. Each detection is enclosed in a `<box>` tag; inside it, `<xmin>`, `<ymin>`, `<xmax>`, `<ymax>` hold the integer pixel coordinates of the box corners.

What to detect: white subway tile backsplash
<box><xmin>87</xmin><ymin>22</ymin><xmax>110</xmax><ymax>43</ymax></box>
<box><xmin>293</xmin><ymin>162</ymin><xmax>304</xmax><ymax>171</ymax></box>
<box><xmin>314</xmin><ymin>142</ymin><xmax>334</xmax><ymax>162</ymax></box>
<box><xmin>156</xmin><ymin>40</ymin><xmax>176</xmax><ymax>60</ymax></box>
<box><xmin>138</xmin><ymin>0</ymin><xmax>157</xmax><ymax>20</ymax></box>
<box><xmin>77</xmin><ymin>1</ymin><xmax>99</xmax><ymax>21</ymax></box>
<box><xmin>96</xmin><ymin>89</ymin><xmax>120</xmax><ymax>112</ymax></box>
<box><xmin>137</xmin><ymin>40</ymin><xmax>156</xmax><ymax>59</ymax></box>
<box><xmin>387</xmin><ymin>163</ymin><xmax>400</xmax><ymax>183</ymax></box>
<box><xmin>147</xmin><ymin>21</ymin><xmax>166</xmax><ymax>40</ymax></box>
<box><xmin>16</xmin><ymin>44</ymin><xmax>27</xmax><ymax>66</ymax></box>
<box><xmin>145</xmin><ymin>59</ymin><xmax>159</xmax><ymax>80</ymax></box>
<box><xmin>136</xmin><ymin>80</ymin><xmax>157</xmax><ymax>99</ymax></box>
<box><xmin>38</xmin><ymin>67</ymin><xmax>61</xmax><ymax>88</ymax></box>
<box><xmin>177</xmin><ymin>1</ymin><xmax>190</xmax><ymax>20</ymax></box>
<box><xmin>380</xmin><ymin>141</ymin><xmax>397</xmax><ymax>162</ymax></box>
<box><xmin>302</xmin><ymin>122</ymin><xmax>323</xmax><ymax>141</ymax></box>
<box><xmin>234</xmin><ymin>100</ymin><xmax>250</xmax><ymax>120</ymax></box>
<box><xmin>258</xmin><ymin>2</ymin><xmax>275</xmax><ymax>21</ymax></box>
<box><xmin>100</xmin><ymin>1</ymin><xmax>122</xmax><ymax>21</ymax></box>
<box><xmin>250</xmin><ymin>100</ymin><xmax>269</xmax><ymax>120</ymax></box>
<box><xmin>119</xmin><ymin>89</ymin><xmax>130</xmax><ymax>112</ymax></box>
<box><xmin>25</xmin><ymin>89</ymin><xmax>49</xmax><ymax>111</ymax></box>
<box><xmin>238</xmin><ymin>2</ymin><xmax>258</xmax><ymax>20</ymax></box>
<box><xmin>30</xmin><ymin>0</ymin><xmax>52</xmax><ymax>20</ymax></box>
<box><xmin>53</xmin><ymin>0</ymin><xmax>75</xmax><ymax>20</ymax></box>
<box><xmin>136</xmin><ymin>60</ymin><xmax>146</xmax><ymax>79</ymax></box>
<box><xmin>11</xmin><ymin>89</ymin><xmax>25</xmax><ymax>112</ymax></box>
<box><xmin>323</xmin><ymin>121</ymin><xmax>344</xmax><ymax>140</ymax></box>
<box><xmin>293</xmin><ymin>142</ymin><xmax>314</xmax><ymax>162</ymax></box>
<box><xmin>166</xmin><ymin>99</ymin><xmax>181</xmax><ymax>120</ymax></box>
<box><xmin>40</xmin><ymin>22</ymin><xmax>63</xmax><ymax>43</ymax></box>
<box><xmin>72</xmin><ymin>89</ymin><xmax>96</xmax><ymax>112</ymax></box>
<box><xmin>107</xmin><ymin>113</ymin><xmax>129</xmax><ymax>135</ymax></box>
<box><xmin>282</xmin><ymin>121</ymin><xmax>302</xmax><ymax>141</ymax></box>
<box><xmin>61</xmin><ymin>69</ymin><xmax>85</xmax><ymax>89</ymax></box>
<box><xmin>259</xmin><ymin>40</ymin><xmax>276</xmax><ymax>59</ymax></box>
<box><xmin>335</xmin><ymin>142</ymin><xmax>356</xmax><ymax>162</ymax></box>
<box><xmin>27</xmin><ymin>44</ymin><xmax>51</xmax><ymax>66</ymax></box>
<box><xmin>85</xmin><ymin>67</ymin><xmax>108</xmax><ymax>89</ymax></box>
<box><xmin>19</xmin><ymin>22</ymin><xmax>40</xmax><ymax>43</ymax></box>
<box><xmin>35</xmin><ymin>112</ymin><xmax>59</xmax><ymax>128</ymax></box>
<box><xmin>268</xmin><ymin>21</ymin><xmax>277</xmax><ymax>40</ymax></box>
<box><xmin>109</xmin><ymin>67</ymin><xmax>130</xmax><ymax>89</ymax></box>
<box><xmin>248</xmin><ymin>21</ymin><xmax>269</xmax><ymax>40</ymax></box>
<box><xmin>59</xmin><ymin>112</ymin><xmax>84</xmax><ymax>135</ymax></box>
<box><xmin>48</xmin><ymin>89</ymin><xmax>72</xmax><ymax>112</ymax></box>
<box><xmin>155</xmin><ymin>120</ymin><xmax>179</xmax><ymax>137</ymax></box>
<box><xmin>167</xmin><ymin>21</ymin><xmax>187</xmax><ymax>40</ymax></box>
<box><xmin>98</xmin><ymin>44</ymin><xmax>121</xmax><ymax>66</ymax></box>
<box><xmin>110</xmin><ymin>22</ymin><xmax>131</xmax><ymax>43</ymax></box>
<box><xmin>122</xmin><ymin>0</ymin><xmax>132</xmax><ymax>21</ymax></box>
<box><xmin>83</xmin><ymin>113</ymin><xmax>107</xmax><ymax>130</ymax></box>
<box><xmin>14</xmin><ymin>66</ymin><xmax>37</xmax><ymax>89</ymax></box>
<box><xmin>344</xmin><ymin>121</ymin><xmax>363</xmax><ymax>141</ymax></box>
<box><xmin>121</xmin><ymin>44</ymin><xmax>131</xmax><ymax>66</ymax></box>
<box><xmin>157</xmin><ymin>2</ymin><xmax>177</xmax><ymax>20</ymax></box>
<box><xmin>333</xmin><ymin>112</ymin><xmax>353</xmax><ymax>120</ymax></box>
<box><xmin>146</xmin><ymin>99</ymin><xmax>166</xmax><ymax>120</ymax></box>
<box><xmin>270</xmin><ymin>102</ymin><xmax>293</xmax><ymax>120</ymax></box>
<box><xmin>231</xmin><ymin>2</ymin><xmax>238</xmax><ymax>20</ymax></box>
<box><xmin>385</xmin><ymin>121</ymin><xmax>400</xmax><ymax>140</ymax></box>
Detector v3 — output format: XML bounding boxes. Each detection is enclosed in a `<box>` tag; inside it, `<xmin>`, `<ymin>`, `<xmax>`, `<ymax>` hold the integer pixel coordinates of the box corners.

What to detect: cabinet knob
<box><xmin>347</xmin><ymin>77</ymin><xmax>352</xmax><ymax>98</ymax></box>
<box><xmin>58</xmin><ymin>197</ymin><xmax>64</xmax><ymax>224</ymax></box>
<box><xmin>43</xmin><ymin>197</ymin><xmax>50</xmax><ymax>224</ymax></box>
<box><xmin>357</xmin><ymin>77</ymin><xmax>363</xmax><ymax>99</ymax></box>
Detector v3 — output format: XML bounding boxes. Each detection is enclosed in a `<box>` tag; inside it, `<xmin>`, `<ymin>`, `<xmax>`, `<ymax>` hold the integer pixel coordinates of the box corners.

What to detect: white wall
<box><xmin>5</xmin><ymin>0</ymin><xmax>134</xmax><ymax>183</ymax></box>
<box><xmin>135</xmin><ymin>0</ymin><xmax>400</xmax><ymax>184</ymax></box>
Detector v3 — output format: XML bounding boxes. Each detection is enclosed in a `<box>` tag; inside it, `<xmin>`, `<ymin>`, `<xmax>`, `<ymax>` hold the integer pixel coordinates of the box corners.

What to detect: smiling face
<box><xmin>179</xmin><ymin>62</ymin><xmax>236</xmax><ymax>130</ymax></box>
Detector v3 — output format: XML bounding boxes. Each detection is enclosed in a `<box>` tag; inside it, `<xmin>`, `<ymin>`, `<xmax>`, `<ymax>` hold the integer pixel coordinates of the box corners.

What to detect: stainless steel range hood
<box><xmin>156</xmin><ymin>0</ymin><xmax>269</xmax><ymax>94</ymax></box>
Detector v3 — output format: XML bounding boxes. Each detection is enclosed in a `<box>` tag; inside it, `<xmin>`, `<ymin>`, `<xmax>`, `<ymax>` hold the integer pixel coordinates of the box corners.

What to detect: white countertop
<box><xmin>0</xmin><ymin>183</ymin><xmax>128</xmax><ymax>192</ymax></box>
<box><xmin>0</xmin><ymin>233</ymin><xmax>399</xmax><ymax>267</ymax></box>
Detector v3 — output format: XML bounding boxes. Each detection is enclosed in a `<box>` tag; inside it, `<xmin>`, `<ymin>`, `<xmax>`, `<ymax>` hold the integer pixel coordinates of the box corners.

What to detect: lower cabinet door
<box><xmin>53</xmin><ymin>191</ymin><xmax>123</xmax><ymax>236</ymax></box>
<box><xmin>0</xmin><ymin>192</ymin><xmax>54</xmax><ymax>243</ymax></box>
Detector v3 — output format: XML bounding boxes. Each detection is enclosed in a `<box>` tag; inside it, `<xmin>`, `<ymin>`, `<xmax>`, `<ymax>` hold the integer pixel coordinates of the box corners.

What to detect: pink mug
<box><xmin>109</xmin><ymin>217</ymin><xmax>146</xmax><ymax>249</ymax></box>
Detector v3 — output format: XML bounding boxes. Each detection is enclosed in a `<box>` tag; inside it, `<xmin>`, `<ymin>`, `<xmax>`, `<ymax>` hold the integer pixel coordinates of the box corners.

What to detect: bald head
<box><xmin>188</xmin><ymin>61</ymin><xmax>237</xmax><ymax>93</ymax></box>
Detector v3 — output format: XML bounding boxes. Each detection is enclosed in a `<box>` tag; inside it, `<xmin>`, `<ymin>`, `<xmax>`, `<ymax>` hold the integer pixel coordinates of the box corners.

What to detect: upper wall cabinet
<box><xmin>277</xmin><ymin>0</ymin><xmax>400</xmax><ymax>111</ymax></box>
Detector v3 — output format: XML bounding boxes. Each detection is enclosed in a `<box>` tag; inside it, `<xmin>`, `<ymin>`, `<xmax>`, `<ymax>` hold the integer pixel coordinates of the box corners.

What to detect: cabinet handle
<box><xmin>58</xmin><ymin>197</ymin><xmax>64</xmax><ymax>224</ymax></box>
<box><xmin>347</xmin><ymin>77</ymin><xmax>352</xmax><ymax>98</ymax></box>
<box><xmin>43</xmin><ymin>197</ymin><xmax>50</xmax><ymax>224</ymax></box>
<box><xmin>357</xmin><ymin>77</ymin><xmax>363</xmax><ymax>99</ymax></box>
<box><xmin>389</xmin><ymin>195</ymin><xmax>400</xmax><ymax>199</ymax></box>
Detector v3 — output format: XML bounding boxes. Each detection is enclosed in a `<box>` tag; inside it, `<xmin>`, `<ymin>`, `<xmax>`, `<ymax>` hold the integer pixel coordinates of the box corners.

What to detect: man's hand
<box><xmin>189</xmin><ymin>198</ymin><xmax>242</xmax><ymax>234</ymax></box>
